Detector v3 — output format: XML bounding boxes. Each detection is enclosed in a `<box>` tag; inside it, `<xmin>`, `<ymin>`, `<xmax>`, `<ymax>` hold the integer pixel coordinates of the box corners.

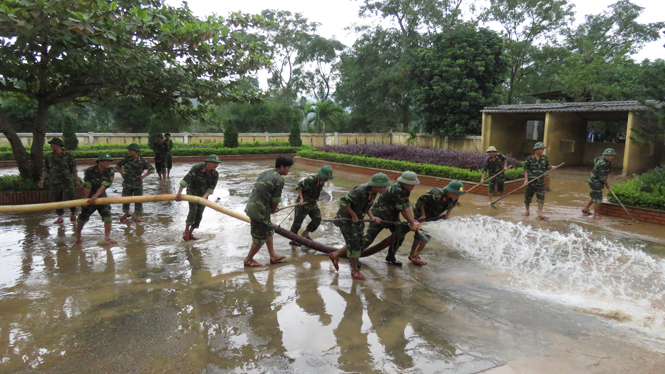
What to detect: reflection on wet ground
<box><xmin>1</xmin><ymin>161</ymin><xmax>665</xmax><ymax>373</ymax></box>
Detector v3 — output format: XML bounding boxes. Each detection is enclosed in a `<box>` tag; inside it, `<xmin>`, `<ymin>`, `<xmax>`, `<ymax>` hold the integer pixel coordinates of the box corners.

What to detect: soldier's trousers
<box><xmin>524</xmin><ymin>182</ymin><xmax>546</xmax><ymax>204</ymax></box>
<box><xmin>488</xmin><ymin>174</ymin><xmax>505</xmax><ymax>193</ymax></box>
<box><xmin>335</xmin><ymin>221</ymin><xmax>365</xmax><ymax>259</ymax></box>
<box><xmin>122</xmin><ymin>185</ymin><xmax>144</xmax><ymax>214</ymax></box>
<box><xmin>364</xmin><ymin>221</ymin><xmax>430</xmax><ymax>258</ymax></box>
<box><xmin>78</xmin><ymin>204</ymin><xmax>112</xmax><ymax>223</ymax></box>
<box><xmin>155</xmin><ymin>160</ymin><xmax>166</xmax><ymax>174</ymax></box>
<box><xmin>166</xmin><ymin>154</ymin><xmax>173</xmax><ymax>170</ymax></box>
<box><xmin>186</xmin><ymin>202</ymin><xmax>206</xmax><ymax>229</ymax></box>
<box><xmin>289</xmin><ymin>203</ymin><xmax>321</xmax><ymax>234</ymax></box>
<box><xmin>51</xmin><ymin>184</ymin><xmax>77</xmax><ymax>216</ymax></box>
<box><xmin>588</xmin><ymin>180</ymin><xmax>604</xmax><ymax>204</ymax></box>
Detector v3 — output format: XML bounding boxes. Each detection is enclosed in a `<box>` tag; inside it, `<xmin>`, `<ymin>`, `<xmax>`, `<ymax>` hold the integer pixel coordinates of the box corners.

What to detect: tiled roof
<box><xmin>482</xmin><ymin>101</ymin><xmax>660</xmax><ymax>113</ymax></box>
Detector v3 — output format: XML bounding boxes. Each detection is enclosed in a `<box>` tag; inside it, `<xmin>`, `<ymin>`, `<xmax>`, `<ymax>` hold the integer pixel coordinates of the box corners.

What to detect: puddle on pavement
<box><xmin>1</xmin><ymin>160</ymin><xmax>664</xmax><ymax>373</ymax></box>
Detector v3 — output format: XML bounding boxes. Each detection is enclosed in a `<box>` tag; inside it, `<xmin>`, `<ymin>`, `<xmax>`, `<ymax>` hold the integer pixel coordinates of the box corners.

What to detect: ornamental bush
<box><xmin>609</xmin><ymin>165</ymin><xmax>665</xmax><ymax>210</ymax></box>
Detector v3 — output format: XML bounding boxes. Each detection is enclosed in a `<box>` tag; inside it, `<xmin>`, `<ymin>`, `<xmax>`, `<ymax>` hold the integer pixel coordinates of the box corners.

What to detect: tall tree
<box><xmin>0</xmin><ymin>0</ymin><xmax>268</xmax><ymax>180</ymax></box>
<box><xmin>482</xmin><ymin>0</ymin><xmax>574</xmax><ymax>104</ymax></box>
<box><xmin>298</xmin><ymin>35</ymin><xmax>345</xmax><ymax>101</ymax></box>
<box><xmin>304</xmin><ymin>100</ymin><xmax>345</xmax><ymax>145</ymax></box>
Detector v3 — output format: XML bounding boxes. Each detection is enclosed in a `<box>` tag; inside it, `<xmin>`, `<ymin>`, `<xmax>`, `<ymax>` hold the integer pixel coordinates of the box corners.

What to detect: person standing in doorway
<box><xmin>175</xmin><ymin>155</ymin><xmax>220</xmax><ymax>240</ymax></box>
<box><xmin>288</xmin><ymin>166</ymin><xmax>334</xmax><ymax>245</ymax></box>
<box><xmin>164</xmin><ymin>133</ymin><xmax>174</xmax><ymax>179</ymax></box>
<box><xmin>480</xmin><ymin>146</ymin><xmax>508</xmax><ymax>205</ymax></box>
<box><xmin>582</xmin><ymin>148</ymin><xmax>616</xmax><ymax>219</ymax></box>
<box><xmin>75</xmin><ymin>153</ymin><xmax>116</xmax><ymax>245</ymax></box>
<box><xmin>523</xmin><ymin>142</ymin><xmax>558</xmax><ymax>220</ymax></box>
<box><xmin>39</xmin><ymin>137</ymin><xmax>80</xmax><ymax>224</ymax></box>
<box><xmin>117</xmin><ymin>143</ymin><xmax>154</xmax><ymax>223</ymax></box>
<box><xmin>152</xmin><ymin>134</ymin><xmax>169</xmax><ymax>185</ymax></box>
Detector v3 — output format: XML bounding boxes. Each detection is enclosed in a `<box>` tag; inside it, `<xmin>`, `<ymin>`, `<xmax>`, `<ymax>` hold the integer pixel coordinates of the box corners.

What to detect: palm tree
<box><xmin>304</xmin><ymin>100</ymin><xmax>345</xmax><ymax>145</ymax></box>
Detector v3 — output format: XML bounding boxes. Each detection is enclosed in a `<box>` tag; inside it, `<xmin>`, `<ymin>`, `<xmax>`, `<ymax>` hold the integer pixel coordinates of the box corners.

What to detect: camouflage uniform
<box><xmin>364</xmin><ymin>183</ymin><xmax>428</xmax><ymax>257</ymax></box>
<box><xmin>116</xmin><ymin>156</ymin><xmax>155</xmax><ymax>214</ymax></box>
<box><xmin>78</xmin><ymin>165</ymin><xmax>115</xmax><ymax>223</ymax></box>
<box><xmin>245</xmin><ymin>169</ymin><xmax>284</xmax><ymax>245</ymax></box>
<box><xmin>414</xmin><ymin>187</ymin><xmax>457</xmax><ymax>223</ymax></box>
<box><xmin>334</xmin><ymin>184</ymin><xmax>378</xmax><ymax>259</ymax></box>
<box><xmin>523</xmin><ymin>154</ymin><xmax>550</xmax><ymax>204</ymax></box>
<box><xmin>43</xmin><ymin>151</ymin><xmax>78</xmax><ymax>216</ymax></box>
<box><xmin>289</xmin><ymin>174</ymin><xmax>324</xmax><ymax>235</ymax></box>
<box><xmin>153</xmin><ymin>141</ymin><xmax>169</xmax><ymax>174</ymax></box>
<box><xmin>588</xmin><ymin>156</ymin><xmax>611</xmax><ymax>204</ymax></box>
<box><xmin>166</xmin><ymin>139</ymin><xmax>174</xmax><ymax>170</ymax></box>
<box><xmin>482</xmin><ymin>152</ymin><xmax>507</xmax><ymax>193</ymax></box>
<box><xmin>180</xmin><ymin>164</ymin><xmax>219</xmax><ymax>228</ymax></box>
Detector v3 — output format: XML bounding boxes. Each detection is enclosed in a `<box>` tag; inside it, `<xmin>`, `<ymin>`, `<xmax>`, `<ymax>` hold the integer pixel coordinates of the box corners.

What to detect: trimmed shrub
<box><xmin>289</xmin><ymin>122</ymin><xmax>302</xmax><ymax>147</ymax></box>
<box><xmin>609</xmin><ymin>166</ymin><xmax>665</xmax><ymax>210</ymax></box>
<box><xmin>298</xmin><ymin>150</ymin><xmax>524</xmax><ymax>182</ymax></box>
<box><xmin>223</xmin><ymin>122</ymin><xmax>239</xmax><ymax>148</ymax></box>
<box><xmin>62</xmin><ymin>116</ymin><xmax>79</xmax><ymax>150</ymax></box>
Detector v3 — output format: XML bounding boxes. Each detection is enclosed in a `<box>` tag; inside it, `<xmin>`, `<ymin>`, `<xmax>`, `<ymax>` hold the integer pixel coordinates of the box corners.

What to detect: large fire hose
<box><xmin>0</xmin><ymin>194</ymin><xmax>394</xmax><ymax>257</ymax></box>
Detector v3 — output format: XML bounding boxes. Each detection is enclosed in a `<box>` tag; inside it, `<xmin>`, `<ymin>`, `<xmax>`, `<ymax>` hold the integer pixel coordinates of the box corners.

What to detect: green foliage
<box><xmin>289</xmin><ymin>121</ymin><xmax>302</xmax><ymax>147</ymax></box>
<box><xmin>61</xmin><ymin>114</ymin><xmax>79</xmax><ymax>150</ymax></box>
<box><xmin>609</xmin><ymin>165</ymin><xmax>665</xmax><ymax>210</ymax></box>
<box><xmin>297</xmin><ymin>150</ymin><xmax>524</xmax><ymax>182</ymax></box>
<box><xmin>411</xmin><ymin>26</ymin><xmax>508</xmax><ymax>136</ymax></box>
<box><xmin>222</xmin><ymin>100</ymin><xmax>304</xmax><ymax>133</ymax></box>
<box><xmin>223</xmin><ymin>122</ymin><xmax>239</xmax><ymax>148</ymax></box>
<box><xmin>303</xmin><ymin>100</ymin><xmax>345</xmax><ymax>139</ymax></box>
<box><xmin>0</xmin><ymin>175</ymin><xmax>44</xmax><ymax>192</ymax></box>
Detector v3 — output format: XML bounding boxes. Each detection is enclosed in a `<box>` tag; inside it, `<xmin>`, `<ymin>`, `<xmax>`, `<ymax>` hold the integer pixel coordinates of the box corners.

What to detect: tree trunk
<box><xmin>30</xmin><ymin>101</ymin><xmax>50</xmax><ymax>181</ymax></box>
<box><xmin>0</xmin><ymin>112</ymin><xmax>32</xmax><ymax>179</ymax></box>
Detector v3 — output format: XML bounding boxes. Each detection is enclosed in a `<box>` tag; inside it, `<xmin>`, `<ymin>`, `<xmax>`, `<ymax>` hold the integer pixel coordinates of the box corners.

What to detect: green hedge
<box><xmin>0</xmin><ymin>146</ymin><xmax>302</xmax><ymax>160</ymax></box>
<box><xmin>297</xmin><ymin>150</ymin><xmax>524</xmax><ymax>182</ymax></box>
<box><xmin>609</xmin><ymin>178</ymin><xmax>665</xmax><ymax>211</ymax></box>
<box><xmin>0</xmin><ymin>175</ymin><xmax>44</xmax><ymax>192</ymax></box>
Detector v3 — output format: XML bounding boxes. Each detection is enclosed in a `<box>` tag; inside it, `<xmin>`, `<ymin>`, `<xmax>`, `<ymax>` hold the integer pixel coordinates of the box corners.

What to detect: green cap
<box><xmin>603</xmin><ymin>148</ymin><xmax>616</xmax><ymax>156</ymax></box>
<box><xmin>156</xmin><ymin>133</ymin><xmax>164</xmax><ymax>138</ymax></box>
<box><xmin>48</xmin><ymin>137</ymin><xmax>64</xmax><ymax>147</ymax></box>
<box><xmin>205</xmin><ymin>154</ymin><xmax>221</xmax><ymax>163</ymax></box>
<box><xmin>397</xmin><ymin>171</ymin><xmax>420</xmax><ymax>185</ymax></box>
<box><xmin>444</xmin><ymin>180</ymin><xmax>466</xmax><ymax>195</ymax></box>
<box><xmin>486</xmin><ymin>146</ymin><xmax>497</xmax><ymax>153</ymax></box>
<box><xmin>368</xmin><ymin>173</ymin><xmax>391</xmax><ymax>187</ymax></box>
<box><xmin>533</xmin><ymin>142</ymin><xmax>546</xmax><ymax>149</ymax></box>
<box><xmin>318</xmin><ymin>165</ymin><xmax>334</xmax><ymax>179</ymax></box>
<box><xmin>127</xmin><ymin>143</ymin><xmax>141</xmax><ymax>152</ymax></box>
<box><xmin>97</xmin><ymin>152</ymin><xmax>113</xmax><ymax>161</ymax></box>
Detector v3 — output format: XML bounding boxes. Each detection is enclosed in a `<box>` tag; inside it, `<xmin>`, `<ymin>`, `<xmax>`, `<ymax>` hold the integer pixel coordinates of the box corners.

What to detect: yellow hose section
<box><xmin>0</xmin><ymin>194</ymin><xmax>251</xmax><ymax>223</ymax></box>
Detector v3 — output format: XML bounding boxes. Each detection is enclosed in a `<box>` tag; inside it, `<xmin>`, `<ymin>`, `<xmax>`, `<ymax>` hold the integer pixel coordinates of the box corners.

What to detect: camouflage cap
<box><xmin>533</xmin><ymin>142</ymin><xmax>546</xmax><ymax>149</ymax></box>
<box><xmin>397</xmin><ymin>171</ymin><xmax>420</xmax><ymax>185</ymax></box>
<box><xmin>603</xmin><ymin>148</ymin><xmax>617</xmax><ymax>156</ymax></box>
<box><xmin>486</xmin><ymin>146</ymin><xmax>497</xmax><ymax>153</ymax></box>
<box><xmin>127</xmin><ymin>143</ymin><xmax>141</xmax><ymax>152</ymax></box>
<box><xmin>444</xmin><ymin>180</ymin><xmax>466</xmax><ymax>195</ymax></box>
<box><xmin>318</xmin><ymin>165</ymin><xmax>334</xmax><ymax>179</ymax></box>
<box><xmin>97</xmin><ymin>152</ymin><xmax>113</xmax><ymax>161</ymax></box>
<box><xmin>205</xmin><ymin>154</ymin><xmax>221</xmax><ymax>163</ymax></box>
<box><xmin>368</xmin><ymin>173</ymin><xmax>391</xmax><ymax>187</ymax></box>
<box><xmin>48</xmin><ymin>137</ymin><xmax>64</xmax><ymax>147</ymax></box>
<box><xmin>156</xmin><ymin>133</ymin><xmax>164</xmax><ymax>138</ymax></box>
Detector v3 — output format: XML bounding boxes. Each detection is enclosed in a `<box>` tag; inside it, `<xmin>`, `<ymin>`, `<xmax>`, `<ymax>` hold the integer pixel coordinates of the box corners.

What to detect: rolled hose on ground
<box><xmin>0</xmin><ymin>194</ymin><xmax>394</xmax><ymax>257</ymax></box>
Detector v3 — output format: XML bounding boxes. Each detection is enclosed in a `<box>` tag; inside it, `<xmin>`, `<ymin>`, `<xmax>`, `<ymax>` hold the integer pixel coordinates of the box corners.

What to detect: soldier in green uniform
<box><xmin>328</xmin><ymin>173</ymin><xmax>392</xmax><ymax>281</ymax></box>
<box><xmin>480</xmin><ymin>146</ymin><xmax>508</xmax><ymax>205</ymax></box>
<box><xmin>582</xmin><ymin>148</ymin><xmax>616</xmax><ymax>219</ymax></box>
<box><xmin>152</xmin><ymin>134</ymin><xmax>169</xmax><ymax>185</ymax></box>
<box><xmin>117</xmin><ymin>143</ymin><xmax>155</xmax><ymax>223</ymax></box>
<box><xmin>175</xmin><ymin>154</ymin><xmax>220</xmax><ymax>241</ymax></box>
<box><xmin>363</xmin><ymin>171</ymin><xmax>423</xmax><ymax>266</ymax></box>
<box><xmin>523</xmin><ymin>142</ymin><xmax>558</xmax><ymax>220</ymax></box>
<box><xmin>39</xmin><ymin>137</ymin><xmax>80</xmax><ymax>224</ymax></box>
<box><xmin>410</xmin><ymin>180</ymin><xmax>466</xmax><ymax>265</ymax></box>
<box><xmin>288</xmin><ymin>166</ymin><xmax>334</xmax><ymax>246</ymax></box>
<box><xmin>243</xmin><ymin>156</ymin><xmax>294</xmax><ymax>267</ymax></box>
<box><xmin>75</xmin><ymin>153</ymin><xmax>116</xmax><ymax>245</ymax></box>
<box><xmin>164</xmin><ymin>133</ymin><xmax>174</xmax><ymax>179</ymax></box>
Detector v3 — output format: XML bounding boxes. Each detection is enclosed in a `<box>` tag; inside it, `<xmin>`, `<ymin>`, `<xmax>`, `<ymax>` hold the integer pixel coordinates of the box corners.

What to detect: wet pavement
<box><xmin>1</xmin><ymin>160</ymin><xmax>664</xmax><ymax>373</ymax></box>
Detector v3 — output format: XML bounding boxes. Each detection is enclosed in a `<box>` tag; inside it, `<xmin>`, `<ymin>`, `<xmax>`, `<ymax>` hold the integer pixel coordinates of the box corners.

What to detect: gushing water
<box><xmin>428</xmin><ymin>215</ymin><xmax>665</xmax><ymax>337</ymax></box>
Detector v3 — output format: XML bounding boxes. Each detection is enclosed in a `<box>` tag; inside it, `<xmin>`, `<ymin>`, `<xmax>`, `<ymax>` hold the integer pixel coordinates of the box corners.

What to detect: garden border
<box><xmin>295</xmin><ymin>156</ymin><xmax>550</xmax><ymax>195</ymax></box>
<box><xmin>599</xmin><ymin>203</ymin><xmax>665</xmax><ymax>224</ymax></box>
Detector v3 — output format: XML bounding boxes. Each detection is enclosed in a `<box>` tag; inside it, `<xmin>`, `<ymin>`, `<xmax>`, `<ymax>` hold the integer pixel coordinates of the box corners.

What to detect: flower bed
<box><xmin>0</xmin><ymin>141</ymin><xmax>291</xmax><ymax>153</ymax></box>
<box><xmin>608</xmin><ymin>166</ymin><xmax>665</xmax><ymax>211</ymax></box>
<box><xmin>297</xmin><ymin>150</ymin><xmax>524</xmax><ymax>182</ymax></box>
<box><xmin>316</xmin><ymin>144</ymin><xmax>521</xmax><ymax>170</ymax></box>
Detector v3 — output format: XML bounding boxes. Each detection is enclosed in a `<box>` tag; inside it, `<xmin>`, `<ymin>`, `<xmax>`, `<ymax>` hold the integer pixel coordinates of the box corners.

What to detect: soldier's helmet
<box><xmin>533</xmin><ymin>142</ymin><xmax>546</xmax><ymax>149</ymax></box>
<box><xmin>48</xmin><ymin>137</ymin><xmax>64</xmax><ymax>147</ymax></box>
<box><xmin>97</xmin><ymin>152</ymin><xmax>114</xmax><ymax>161</ymax></box>
<box><xmin>205</xmin><ymin>154</ymin><xmax>221</xmax><ymax>163</ymax></box>
<box><xmin>486</xmin><ymin>146</ymin><xmax>497</xmax><ymax>153</ymax></box>
<box><xmin>397</xmin><ymin>171</ymin><xmax>420</xmax><ymax>185</ymax></box>
<box><xmin>444</xmin><ymin>180</ymin><xmax>466</xmax><ymax>195</ymax></box>
<box><xmin>368</xmin><ymin>173</ymin><xmax>391</xmax><ymax>187</ymax></box>
<box><xmin>603</xmin><ymin>148</ymin><xmax>617</xmax><ymax>156</ymax></box>
<box><xmin>127</xmin><ymin>143</ymin><xmax>141</xmax><ymax>152</ymax></box>
<box><xmin>318</xmin><ymin>165</ymin><xmax>334</xmax><ymax>179</ymax></box>
<box><xmin>156</xmin><ymin>133</ymin><xmax>164</xmax><ymax>139</ymax></box>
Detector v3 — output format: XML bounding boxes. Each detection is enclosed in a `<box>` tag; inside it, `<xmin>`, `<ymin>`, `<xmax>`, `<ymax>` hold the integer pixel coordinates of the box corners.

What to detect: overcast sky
<box><xmin>167</xmin><ymin>0</ymin><xmax>664</xmax><ymax>61</ymax></box>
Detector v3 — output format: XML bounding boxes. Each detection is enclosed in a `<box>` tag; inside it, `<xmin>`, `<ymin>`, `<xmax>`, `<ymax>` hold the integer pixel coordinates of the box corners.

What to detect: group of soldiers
<box><xmin>38</xmin><ymin>136</ymin><xmax>617</xmax><ymax>280</ymax></box>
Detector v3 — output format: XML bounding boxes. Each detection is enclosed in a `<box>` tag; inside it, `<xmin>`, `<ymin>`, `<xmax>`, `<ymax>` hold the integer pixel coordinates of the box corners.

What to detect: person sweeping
<box><xmin>75</xmin><ymin>153</ymin><xmax>117</xmax><ymax>245</ymax></box>
<box><xmin>582</xmin><ymin>148</ymin><xmax>616</xmax><ymax>219</ymax></box>
<box><xmin>117</xmin><ymin>143</ymin><xmax>154</xmax><ymax>223</ymax></box>
<box><xmin>480</xmin><ymin>146</ymin><xmax>508</xmax><ymax>205</ymax></box>
<box><xmin>152</xmin><ymin>133</ymin><xmax>169</xmax><ymax>185</ymax></box>
<box><xmin>289</xmin><ymin>166</ymin><xmax>334</xmax><ymax>246</ymax></box>
<box><xmin>523</xmin><ymin>142</ymin><xmax>558</xmax><ymax>220</ymax></box>
<box><xmin>175</xmin><ymin>154</ymin><xmax>220</xmax><ymax>241</ymax></box>
<box><xmin>328</xmin><ymin>173</ymin><xmax>392</xmax><ymax>280</ymax></box>
<box><xmin>38</xmin><ymin>137</ymin><xmax>80</xmax><ymax>224</ymax></box>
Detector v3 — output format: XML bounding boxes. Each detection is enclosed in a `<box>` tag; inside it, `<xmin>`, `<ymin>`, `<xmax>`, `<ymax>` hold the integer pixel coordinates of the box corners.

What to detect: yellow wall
<box><xmin>623</xmin><ymin>112</ymin><xmax>665</xmax><ymax>176</ymax></box>
<box><xmin>583</xmin><ymin>143</ymin><xmax>625</xmax><ymax>168</ymax></box>
<box><xmin>543</xmin><ymin>112</ymin><xmax>588</xmax><ymax>166</ymax></box>
<box><xmin>483</xmin><ymin>113</ymin><xmax>528</xmax><ymax>158</ymax></box>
